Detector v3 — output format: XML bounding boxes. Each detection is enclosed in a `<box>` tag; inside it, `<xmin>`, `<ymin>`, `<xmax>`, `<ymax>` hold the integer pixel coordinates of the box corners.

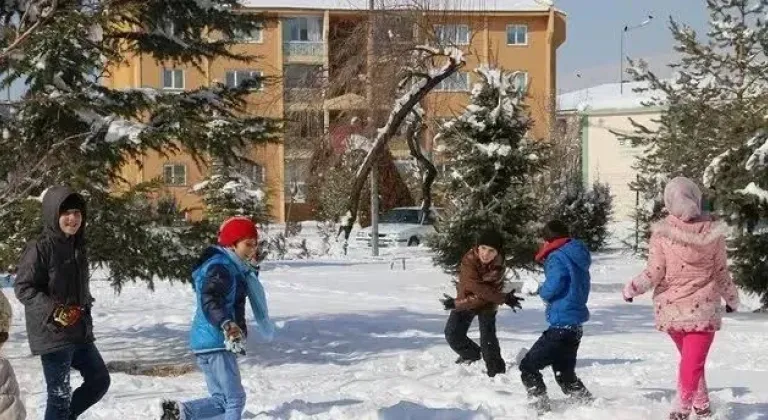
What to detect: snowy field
<box><xmin>3</xmin><ymin>229</ymin><xmax>768</xmax><ymax>419</ymax></box>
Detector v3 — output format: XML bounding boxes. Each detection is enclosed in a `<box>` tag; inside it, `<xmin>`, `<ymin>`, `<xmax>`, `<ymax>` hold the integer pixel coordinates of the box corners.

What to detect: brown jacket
<box><xmin>454</xmin><ymin>249</ymin><xmax>507</xmax><ymax>312</ymax></box>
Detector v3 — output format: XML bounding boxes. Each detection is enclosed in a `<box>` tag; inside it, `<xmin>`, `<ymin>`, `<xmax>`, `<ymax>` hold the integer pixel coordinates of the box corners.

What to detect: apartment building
<box><xmin>105</xmin><ymin>0</ymin><xmax>566</xmax><ymax>222</ymax></box>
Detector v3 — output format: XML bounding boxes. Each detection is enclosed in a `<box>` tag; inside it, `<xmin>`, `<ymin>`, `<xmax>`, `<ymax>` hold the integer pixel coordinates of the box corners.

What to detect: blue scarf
<box><xmin>219</xmin><ymin>246</ymin><xmax>276</xmax><ymax>342</ymax></box>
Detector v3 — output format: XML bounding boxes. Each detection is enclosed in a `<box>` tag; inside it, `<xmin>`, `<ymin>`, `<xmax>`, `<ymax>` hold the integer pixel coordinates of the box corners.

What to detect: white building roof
<box><xmin>558</xmin><ymin>81</ymin><xmax>666</xmax><ymax>113</ymax></box>
<box><xmin>242</xmin><ymin>0</ymin><xmax>555</xmax><ymax>12</ymax></box>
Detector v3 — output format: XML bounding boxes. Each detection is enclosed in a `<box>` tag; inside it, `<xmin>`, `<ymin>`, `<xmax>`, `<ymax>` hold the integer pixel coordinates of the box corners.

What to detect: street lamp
<box><xmin>621</xmin><ymin>15</ymin><xmax>653</xmax><ymax>94</ymax></box>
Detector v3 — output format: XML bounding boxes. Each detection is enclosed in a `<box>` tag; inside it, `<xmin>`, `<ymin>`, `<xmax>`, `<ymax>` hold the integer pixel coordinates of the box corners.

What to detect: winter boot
<box><xmin>694</xmin><ymin>406</ymin><xmax>712</xmax><ymax>418</ymax></box>
<box><xmin>160</xmin><ymin>400</ymin><xmax>181</xmax><ymax>420</ymax></box>
<box><xmin>455</xmin><ymin>355</ymin><xmax>480</xmax><ymax>365</ymax></box>
<box><xmin>669</xmin><ymin>412</ymin><xmax>690</xmax><ymax>420</ymax></box>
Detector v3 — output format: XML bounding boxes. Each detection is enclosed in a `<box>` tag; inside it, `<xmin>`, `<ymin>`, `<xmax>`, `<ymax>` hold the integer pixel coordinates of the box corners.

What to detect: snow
<box><xmin>241</xmin><ymin>0</ymin><xmax>555</xmax><ymax>12</ymax></box>
<box><xmin>4</xmin><ymin>226</ymin><xmax>768</xmax><ymax>419</ymax></box>
<box><xmin>558</xmin><ymin>82</ymin><xmax>666</xmax><ymax>113</ymax></box>
<box><xmin>476</xmin><ymin>142</ymin><xmax>512</xmax><ymax>157</ymax></box>
<box><xmin>736</xmin><ymin>182</ymin><xmax>768</xmax><ymax>204</ymax></box>
<box><xmin>745</xmin><ymin>134</ymin><xmax>768</xmax><ymax>171</ymax></box>
<box><xmin>703</xmin><ymin>149</ymin><xmax>732</xmax><ymax>188</ymax></box>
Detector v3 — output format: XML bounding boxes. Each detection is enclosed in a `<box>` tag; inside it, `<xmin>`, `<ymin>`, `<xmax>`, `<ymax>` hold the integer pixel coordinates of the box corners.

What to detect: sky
<box><xmin>556</xmin><ymin>0</ymin><xmax>709</xmax><ymax>93</ymax></box>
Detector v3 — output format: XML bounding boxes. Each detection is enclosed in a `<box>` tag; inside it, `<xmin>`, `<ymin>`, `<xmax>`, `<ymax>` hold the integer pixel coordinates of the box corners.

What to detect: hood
<box><xmin>193</xmin><ymin>246</ymin><xmax>227</xmax><ymax>274</ymax></box>
<box><xmin>554</xmin><ymin>239</ymin><xmax>591</xmax><ymax>271</ymax></box>
<box><xmin>42</xmin><ymin>186</ymin><xmax>86</xmax><ymax>242</ymax></box>
<box><xmin>652</xmin><ymin>216</ymin><xmax>727</xmax><ymax>265</ymax></box>
<box><xmin>664</xmin><ymin>177</ymin><xmax>702</xmax><ymax>222</ymax></box>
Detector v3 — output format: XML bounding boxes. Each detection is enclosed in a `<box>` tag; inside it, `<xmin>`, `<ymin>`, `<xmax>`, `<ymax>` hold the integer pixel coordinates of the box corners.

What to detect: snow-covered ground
<box><xmin>4</xmin><ymin>234</ymin><xmax>768</xmax><ymax>419</ymax></box>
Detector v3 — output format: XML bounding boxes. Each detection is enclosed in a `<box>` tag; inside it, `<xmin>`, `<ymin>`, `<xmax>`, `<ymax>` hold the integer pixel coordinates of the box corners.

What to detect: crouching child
<box><xmin>161</xmin><ymin>217</ymin><xmax>275</xmax><ymax>420</ymax></box>
<box><xmin>519</xmin><ymin>220</ymin><xmax>593</xmax><ymax>415</ymax></box>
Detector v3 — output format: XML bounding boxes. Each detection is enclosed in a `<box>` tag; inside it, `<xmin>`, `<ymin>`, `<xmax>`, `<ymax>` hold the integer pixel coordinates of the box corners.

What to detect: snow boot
<box><xmin>694</xmin><ymin>406</ymin><xmax>712</xmax><ymax>418</ymax></box>
<box><xmin>669</xmin><ymin>412</ymin><xmax>690</xmax><ymax>420</ymax></box>
<box><xmin>455</xmin><ymin>355</ymin><xmax>480</xmax><ymax>365</ymax></box>
<box><xmin>160</xmin><ymin>400</ymin><xmax>181</xmax><ymax>420</ymax></box>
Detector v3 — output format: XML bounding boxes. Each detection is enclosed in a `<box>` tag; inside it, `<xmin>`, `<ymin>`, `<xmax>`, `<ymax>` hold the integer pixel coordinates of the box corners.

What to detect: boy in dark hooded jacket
<box><xmin>519</xmin><ymin>220</ymin><xmax>592</xmax><ymax>414</ymax></box>
<box><xmin>14</xmin><ymin>186</ymin><xmax>110</xmax><ymax>420</ymax></box>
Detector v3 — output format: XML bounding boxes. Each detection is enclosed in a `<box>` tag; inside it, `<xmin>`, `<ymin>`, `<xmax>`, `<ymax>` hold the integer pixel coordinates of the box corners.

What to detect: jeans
<box><xmin>669</xmin><ymin>331</ymin><xmax>715</xmax><ymax>413</ymax></box>
<box><xmin>40</xmin><ymin>343</ymin><xmax>111</xmax><ymax>420</ymax></box>
<box><xmin>444</xmin><ymin>309</ymin><xmax>505</xmax><ymax>375</ymax></box>
<box><xmin>180</xmin><ymin>351</ymin><xmax>246</xmax><ymax>420</ymax></box>
<box><xmin>519</xmin><ymin>327</ymin><xmax>590</xmax><ymax>400</ymax></box>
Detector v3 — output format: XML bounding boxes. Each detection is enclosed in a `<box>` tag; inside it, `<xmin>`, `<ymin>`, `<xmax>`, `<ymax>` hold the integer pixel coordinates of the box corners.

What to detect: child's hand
<box><xmin>222</xmin><ymin>321</ymin><xmax>245</xmax><ymax>355</ymax></box>
<box><xmin>505</xmin><ymin>290</ymin><xmax>524</xmax><ymax>312</ymax></box>
<box><xmin>439</xmin><ymin>294</ymin><xmax>456</xmax><ymax>311</ymax></box>
<box><xmin>52</xmin><ymin>305</ymin><xmax>83</xmax><ymax>327</ymax></box>
<box><xmin>623</xmin><ymin>295</ymin><xmax>633</xmax><ymax>303</ymax></box>
<box><xmin>725</xmin><ymin>305</ymin><xmax>735</xmax><ymax>313</ymax></box>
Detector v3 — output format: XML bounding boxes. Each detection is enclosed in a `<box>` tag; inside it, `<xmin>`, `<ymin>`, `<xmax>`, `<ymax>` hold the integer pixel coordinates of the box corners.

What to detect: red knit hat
<box><xmin>218</xmin><ymin>217</ymin><xmax>258</xmax><ymax>247</ymax></box>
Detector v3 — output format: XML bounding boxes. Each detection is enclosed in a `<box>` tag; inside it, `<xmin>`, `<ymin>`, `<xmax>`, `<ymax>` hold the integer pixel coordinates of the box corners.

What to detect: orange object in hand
<box><xmin>53</xmin><ymin>305</ymin><xmax>83</xmax><ymax>327</ymax></box>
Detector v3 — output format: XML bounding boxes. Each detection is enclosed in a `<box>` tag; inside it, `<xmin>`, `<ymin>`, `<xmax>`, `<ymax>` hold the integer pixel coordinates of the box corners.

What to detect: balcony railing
<box><xmin>283</xmin><ymin>42</ymin><xmax>324</xmax><ymax>61</ymax></box>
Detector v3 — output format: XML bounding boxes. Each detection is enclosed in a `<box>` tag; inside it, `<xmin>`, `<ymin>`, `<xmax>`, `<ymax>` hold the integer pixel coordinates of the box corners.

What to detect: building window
<box><xmin>283</xmin><ymin>17</ymin><xmax>323</xmax><ymax>42</ymax></box>
<box><xmin>286</xmin><ymin>111</ymin><xmax>324</xmax><ymax>138</ymax></box>
<box><xmin>163</xmin><ymin>163</ymin><xmax>187</xmax><ymax>186</ymax></box>
<box><xmin>436</xmin><ymin>72</ymin><xmax>470</xmax><ymax>92</ymax></box>
<box><xmin>236</xmin><ymin>161</ymin><xmax>265</xmax><ymax>184</ymax></box>
<box><xmin>512</xmin><ymin>71</ymin><xmax>529</xmax><ymax>93</ymax></box>
<box><xmin>233</xmin><ymin>26</ymin><xmax>263</xmax><ymax>43</ymax></box>
<box><xmin>225</xmin><ymin>70</ymin><xmax>263</xmax><ymax>90</ymax></box>
<box><xmin>162</xmin><ymin>69</ymin><xmax>185</xmax><ymax>90</ymax></box>
<box><xmin>506</xmin><ymin>24</ymin><xmax>528</xmax><ymax>45</ymax></box>
<box><xmin>434</xmin><ymin>24</ymin><xmax>470</xmax><ymax>46</ymax></box>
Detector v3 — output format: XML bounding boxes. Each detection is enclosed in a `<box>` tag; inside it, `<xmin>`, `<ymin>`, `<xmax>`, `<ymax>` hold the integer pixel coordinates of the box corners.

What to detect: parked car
<box><xmin>355</xmin><ymin>207</ymin><xmax>441</xmax><ymax>247</ymax></box>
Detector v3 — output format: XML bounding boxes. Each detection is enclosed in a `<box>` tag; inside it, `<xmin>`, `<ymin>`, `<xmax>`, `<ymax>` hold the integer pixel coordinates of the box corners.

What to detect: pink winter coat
<box><xmin>623</xmin><ymin>215</ymin><xmax>740</xmax><ymax>332</ymax></box>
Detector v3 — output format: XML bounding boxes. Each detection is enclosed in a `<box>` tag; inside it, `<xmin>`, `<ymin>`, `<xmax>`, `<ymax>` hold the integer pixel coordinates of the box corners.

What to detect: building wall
<box><xmin>108</xmin><ymin>8</ymin><xmax>564</xmax><ymax>222</ymax></box>
<box><xmin>582</xmin><ymin>110</ymin><xmax>660</xmax><ymax>221</ymax></box>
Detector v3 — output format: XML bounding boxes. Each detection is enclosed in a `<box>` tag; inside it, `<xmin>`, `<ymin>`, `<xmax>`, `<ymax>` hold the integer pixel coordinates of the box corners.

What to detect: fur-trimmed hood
<box><xmin>652</xmin><ymin>215</ymin><xmax>729</xmax><ymax>265</ymax></box>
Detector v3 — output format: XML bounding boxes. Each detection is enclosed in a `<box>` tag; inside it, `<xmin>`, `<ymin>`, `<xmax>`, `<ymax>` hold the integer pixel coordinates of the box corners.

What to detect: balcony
<box><xmin>283</xmin><ymin>42</ymin><xmax>325</xmax><ymax>64</ymax></box>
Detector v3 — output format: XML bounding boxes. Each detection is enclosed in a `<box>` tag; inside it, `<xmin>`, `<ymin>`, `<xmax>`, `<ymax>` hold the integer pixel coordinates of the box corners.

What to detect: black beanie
<box><xmin>59</xmin><ymin>194</ymin><xmax>85</xmax><ymax>214</ymax></box>
<box><xmin>477</xmin><ymin>229</ymin><xmax>504</xmax><ymax>252</ymax></box>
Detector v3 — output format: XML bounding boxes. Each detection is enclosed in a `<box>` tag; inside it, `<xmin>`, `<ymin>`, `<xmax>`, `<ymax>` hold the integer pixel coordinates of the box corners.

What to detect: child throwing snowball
<box><xmin>623</xmin><ymin>177</ymin><xmax>739</xmax><ymax>420</ymax></box>
<box><xmin>161</xmin><ymin>216</ymin><xmax>275</xmax><ymax>420</ymax></box>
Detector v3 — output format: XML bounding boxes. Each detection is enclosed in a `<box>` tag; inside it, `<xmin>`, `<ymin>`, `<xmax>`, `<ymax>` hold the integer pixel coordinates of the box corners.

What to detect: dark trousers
<box><xmin>41</xmin><ymin>343</ymin><xmax>111</xmax><ymax>420</ymax></box>
<box><xmin>519</xmin><ymin>327</ymin><xmax>590</xmax><ymax>399</ymax></box>
<box><xmin>444</xmin><ymin>309</ymin><xmax>505</xmax><ymax>375</ymax></box>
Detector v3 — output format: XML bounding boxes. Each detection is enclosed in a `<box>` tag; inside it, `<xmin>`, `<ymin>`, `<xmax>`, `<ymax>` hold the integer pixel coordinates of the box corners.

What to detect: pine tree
<box><xmin>552</xmin><ymin>181</ymin><xmax>614</xmax><ymax>252</ymax></box>
<box><xmin>705</xmin><ymin>132</ymin><xmax>768</xmax><ymax>307</ymax></box>
<box><xmin>193</xmin><ymin>161</ymin><xmax>271</xmax><ymax>227</ymax></box>
<box><xmin>0</xmin><ymin>1</ymin><xmax>279</xmax><ymax>288</ymax></box>
<box><xmin>430</xmin><ymin>67</ymin><xmax>548</xmax><ymax>272</ymax></box>
<box><xmin>619</xmin><ymin>0</ymin><xmax>768</xmax><ymax>252</ymax></box>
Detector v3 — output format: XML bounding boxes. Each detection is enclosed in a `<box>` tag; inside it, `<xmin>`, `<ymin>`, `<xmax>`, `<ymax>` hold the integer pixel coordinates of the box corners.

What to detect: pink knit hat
<box><xmin>664</xmin><ymin>177</ymin><xmax>702</xmax><ymax>222</ymax></box>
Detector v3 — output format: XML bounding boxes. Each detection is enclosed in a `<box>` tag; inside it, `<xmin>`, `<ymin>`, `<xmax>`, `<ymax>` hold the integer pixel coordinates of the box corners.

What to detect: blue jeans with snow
<box><xmin>180</xmin><ymin>351</ymin><xmax>246</xmax><ymax>420</ymax></box>
<box><xmin>40</xmin><ymin>343</ymin><xmax>111</xmax><ymax>420</ymax></box>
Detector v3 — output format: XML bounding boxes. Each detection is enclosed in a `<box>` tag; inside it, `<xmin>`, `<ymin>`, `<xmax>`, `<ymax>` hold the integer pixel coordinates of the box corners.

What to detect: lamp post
<box><xmin>621</xmin><ymin>15</ymin><xmax>653</xmax><ymax>94</ymax></box>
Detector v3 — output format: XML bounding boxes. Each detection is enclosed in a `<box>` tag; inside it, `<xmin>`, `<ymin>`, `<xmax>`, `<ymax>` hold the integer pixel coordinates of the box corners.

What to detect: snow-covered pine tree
<box><xmin>430</xmin><ymin>67</ymin><xmax>547</xmax><ymax>272</ymax></box>
<box><xmin>193</xmin><ymin>161</ymin><xmax>270</xmax><ymax>227</ymax></box>
<box><xmin>0</xmin><ymin>1</ymin><xmax>279</xmax><ymax>288</ymax></box>
<box><xmin>705</xmin><ymin>132</ymin><xmax>768</xmax><ymax>308</ymax></box>
<box><xmin>552</xmin><ymin>181</ymin><xmax>614</xmax><ymax>252</ymax></box>
<box><xmin>618</xmin><ymin>0</ymin><xmax>768</xmax><ymax>253</ymax></box>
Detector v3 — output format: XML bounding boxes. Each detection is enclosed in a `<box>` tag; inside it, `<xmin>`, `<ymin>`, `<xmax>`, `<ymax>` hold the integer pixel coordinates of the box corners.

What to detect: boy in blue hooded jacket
<box><xmin>519</xmin><ymin>220</ymin><xmax>592</xmax><ymax>414</ymax></box>
<box><xmin>161</xmin><ymin>217</ymin><xmax>275</xmax><ymax>420</ymax></box>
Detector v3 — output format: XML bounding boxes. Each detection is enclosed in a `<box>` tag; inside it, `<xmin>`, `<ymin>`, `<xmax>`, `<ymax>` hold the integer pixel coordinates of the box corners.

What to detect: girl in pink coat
<box><xmin>623</xmin><ymin>177</ymin><xmax>740</xmax><ymax>420</ymax></box>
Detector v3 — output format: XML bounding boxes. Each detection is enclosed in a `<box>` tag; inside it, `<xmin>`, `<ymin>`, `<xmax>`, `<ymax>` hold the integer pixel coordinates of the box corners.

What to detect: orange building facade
<box><xmin>105</xmin><ymin>3</ymin><xmax>566</xmax><ymax>222</ymax></box>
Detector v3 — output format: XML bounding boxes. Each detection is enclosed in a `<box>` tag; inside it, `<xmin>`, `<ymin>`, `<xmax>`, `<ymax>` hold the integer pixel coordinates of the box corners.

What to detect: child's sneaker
<box><xmin>694</xmin><ymin>406</ymin><xmax>712</xmax><ymax>418</ymax></box>
<box><xmin>669</xmin><ymin>412</ymin><xmax>690</xmax><ymax>420</ymax></box>
<box><xmin>160</xmin><ymin>400</ymin><xmax>181</xmax><ymax>420</ymax></box>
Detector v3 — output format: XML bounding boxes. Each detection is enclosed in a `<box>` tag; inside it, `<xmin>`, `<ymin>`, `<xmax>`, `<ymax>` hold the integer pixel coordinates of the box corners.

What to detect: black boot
<box><xmin>160</xmin><ymin>400</ymin><xmax>181</xmax><ymax>420</ymax></box>
<box><xmin>455</xmin><ymin>355</ymin><xmax>480</xmax><ymax>365</ymax></box>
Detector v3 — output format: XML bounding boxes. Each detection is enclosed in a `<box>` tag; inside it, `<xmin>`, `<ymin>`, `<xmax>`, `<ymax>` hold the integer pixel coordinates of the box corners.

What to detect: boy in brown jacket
<box><xmin>440</xmin><ymin>230</ymin><xmax>524</xmax><ymax>377</ymax></box>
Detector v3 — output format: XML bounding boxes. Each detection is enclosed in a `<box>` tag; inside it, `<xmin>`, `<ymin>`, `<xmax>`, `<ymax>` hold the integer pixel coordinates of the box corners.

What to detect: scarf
<box><xmin>535</xmin><ymin>237</ymin><xmax>571</xmax><ymax>263</ymax></box>
<box><xmin>219</xmin><ymin>246</ymin><xmax>276</xmax><ymax>342</ymax></box>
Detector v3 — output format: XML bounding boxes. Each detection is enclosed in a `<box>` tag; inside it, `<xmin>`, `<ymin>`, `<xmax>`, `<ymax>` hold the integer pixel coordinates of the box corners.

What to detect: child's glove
<box><xmin>439</xmin><ymin>294</ymin><xmax>456</xmax><ymax>311</ymax></box>
<box><xmin>222</xmin><ymin>320</ymin><xmax>246</xmax><ymax>355</ymax></box>
<box><xmin>504</xmin><ymin>290</ymin><xmax>524</xmax><ymax>312</ymax></box>
<box><xmin>52</xmin><ymin>305</ymin><xmax>83</xmax><ymax>328</ymax></box>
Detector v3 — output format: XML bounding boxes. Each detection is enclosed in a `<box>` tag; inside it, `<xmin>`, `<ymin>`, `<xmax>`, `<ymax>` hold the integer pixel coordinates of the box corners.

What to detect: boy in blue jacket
<box><xmin>161</xmin><ymin>217</ymin><xmax>274</xmax><ymax>420</ymax></box>
<box><xmin>519</xmin><ymin>220</ymin><xmax>592</xmax><ymax>414</ymax></box>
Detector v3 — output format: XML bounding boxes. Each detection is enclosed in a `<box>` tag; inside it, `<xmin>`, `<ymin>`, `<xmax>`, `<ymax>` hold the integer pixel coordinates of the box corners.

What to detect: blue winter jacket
<box><xmin>539</xmin><ymin>239</ymin><xmax>591</xmax><ymax>327</ymax></box>
<box><xmin>189</xmin><ymin>246</ymin><xmax>274</xmax><ymax>354</ymax></box>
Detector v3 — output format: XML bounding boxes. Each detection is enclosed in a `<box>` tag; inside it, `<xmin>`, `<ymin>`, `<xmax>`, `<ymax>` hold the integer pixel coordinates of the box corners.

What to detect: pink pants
<box><xmin>669</xmin><ymin>331</ymin><xmax>715</xmax><ymax>412</ymax></box>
